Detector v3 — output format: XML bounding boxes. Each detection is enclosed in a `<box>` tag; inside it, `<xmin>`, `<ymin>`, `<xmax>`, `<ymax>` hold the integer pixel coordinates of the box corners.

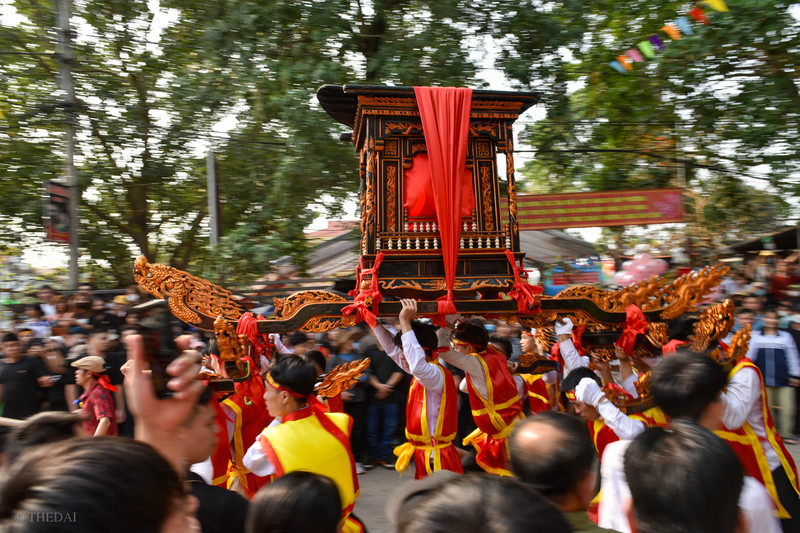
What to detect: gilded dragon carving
<box><xmin>133</xmin><ymin>255</ymin><xmax>245</xmax><ymax>328</ymax></box>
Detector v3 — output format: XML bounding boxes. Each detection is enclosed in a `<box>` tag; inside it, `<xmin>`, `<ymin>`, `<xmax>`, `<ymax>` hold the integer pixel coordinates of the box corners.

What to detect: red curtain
<box><xmin>404</xmin><ymin>153</ymin><xmax>475</xmax><ymax>218</ymax></box>
<box><xmin>414</xmin><ymin>86</ymin><xmax>473</xmax><ymax>313</ymax></box>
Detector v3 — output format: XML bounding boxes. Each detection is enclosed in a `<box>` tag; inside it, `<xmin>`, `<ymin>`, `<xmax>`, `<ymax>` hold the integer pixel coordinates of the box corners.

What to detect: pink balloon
<box><xmin>651</xmin><ymin>258</ymin><xmax>669</xmax><ymax>275</ymax></box>
<box><xmin>633</xmin><ymin>252</ymin><xmax>653</xmax><ymax>264</ymax></box>
<box><xmin>621</xmin><ymin>260</ymin><xmax>635</xmax><ymax>272</ymax></box>
<box><xmin>634</xmin><ymin>263</ymin><xmax>654</xmax><ymax>276</ymax></box>
<box><xmin>614</xmin><ymin>272</ymin><xmax>637</xmax><ymax>287</ymax></box>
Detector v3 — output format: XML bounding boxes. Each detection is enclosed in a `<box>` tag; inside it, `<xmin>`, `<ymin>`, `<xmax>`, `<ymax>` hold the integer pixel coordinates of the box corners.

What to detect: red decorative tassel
<box><xmin>615</xmin><ymin>305</ymin><xmax>647</xmax><ymax>356</ymax></box>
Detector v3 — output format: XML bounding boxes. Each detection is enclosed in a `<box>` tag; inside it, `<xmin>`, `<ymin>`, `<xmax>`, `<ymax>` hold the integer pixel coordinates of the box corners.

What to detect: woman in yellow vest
<box><xmin>242</xmin><ymin>353</ymin><xmax>364</xmax><ymax>533</ymax></box>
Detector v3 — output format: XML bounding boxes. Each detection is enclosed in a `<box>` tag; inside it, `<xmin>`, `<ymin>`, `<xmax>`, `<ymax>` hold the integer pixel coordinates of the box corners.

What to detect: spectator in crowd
<box><xmin>364</xmin><ymin>336</ymin><xmax>404</xmax><ymax>470</ymax></box>
<box><xmin>771</xmin><ymin>256</ymin><xmax>800</xmax><ymax>300</ymax></box>
<box><xmin>35</xmin><ymin>285</ymin><xmax>58</xmax><ymax>318</ymax></box>
<box><xmin>0</xmin><ymin>332</ymin><xmax>51</xmax><ymax>421</ymax></box>
<box><xmin>71</xmin><ymin>355</ymin><xmax>117</xmax><ymax>436</ymax></box>
<box><xmin>246</xmin><ymin>472</ymin><xmax>341</xmax><ymax>533</ymax></box>
<box><xmin>286</xmin><ymin>331</ymin><xmax>315</xmax><ymax>355</ymax></box>
<box><xmin>509</xmin><ymin>411</ymin><xmax>617</xmax><ymax>532</ymax></box>
<box><xmin>21</xmin><ymin>304</ymin><xmax>51</xmax><ymax>339</ymax></box>
<box><xmin>741</xmin><ymin>295</ymin><xmax>765</xmax><ymax>331</ymax></box>
<box><xmin>397</xmin><ymin>474</ymin><xmax>572</xmax><ymax>533</ymax></box>
<box><xmin>624</xmin><ymin>421</ymin><xmax>744</xmax><ymax>533</ymax></box>
<box><xmin>747</xmin><ymin>308</ymin><xmax>800</xmax><ymax>442</ymax></box>
<box><xmin>3</xmin><ymin>411</ymin><xmax>84</xmax><ymax>464</ymax></box>
<box><xmin>0</xmin><ymin>437</ymin><xmax>200</xmax><ymax>532</ymax></box>
<box><xmin>328</xmin><ymin>328</ymin><xmax>370</xmax><ymax>474</ymax></box>
<box><xmin>88</xmin><ymin>298</ymin><xmax>121</xmax><ymax>331</ymax></box>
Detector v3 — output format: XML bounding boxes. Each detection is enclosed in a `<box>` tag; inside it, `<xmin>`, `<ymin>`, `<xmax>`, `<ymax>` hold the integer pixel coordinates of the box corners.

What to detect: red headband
<box><xmin>266</xmin><ymin>373</ymin><xmax>306</xmax><ymax>399</ymax></box>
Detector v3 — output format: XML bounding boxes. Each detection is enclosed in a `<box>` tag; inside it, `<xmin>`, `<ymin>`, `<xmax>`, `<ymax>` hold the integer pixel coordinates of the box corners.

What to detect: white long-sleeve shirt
<box><xmin>721</xmin><ymin>365</ymin><xmax>781</xmax><ymax>470</ymax></box>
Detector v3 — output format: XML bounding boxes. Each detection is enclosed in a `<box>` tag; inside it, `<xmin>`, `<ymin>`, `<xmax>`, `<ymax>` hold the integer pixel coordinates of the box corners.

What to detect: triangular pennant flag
<box><xmin>661</xmin><ymin>24</ymin><xmax>681</xmax><ymax>40</ymax></box>
<box><xmin>608</xmin><ymin>60</ymin><xmax>627</xmax><ymax>74</ymax></box>
<box><xmin>626</xmin><ymin>48</ymin><xmax>645</xmax><ymax>62</ymax></box>
<box><xmin>649</xmin><ymin>35</ymin><xmax>664</xmax><ymax>50</ymax></box>
<box><xmin>638</xmin><ymin>40</ymin><xmax>656</xmax><ymax>59</ymax></box>
<box><xmin>703</xmin><ymin>0</ymin><xmax>729</xmax><ymax>12</ymax></box>
<box><xmin>688</xmin><ymin>6</ymin><xmax>710</xmax><ymax>25</ymax></box>
<box><xmin>675</xmin><ymin>17</ymin><xmax>694</xmax><ymax>35</ymax></box>
<box><xmin>616</xmin><ymin>55</ymin><xmax>633</xmax><ymax>71</ymax></box>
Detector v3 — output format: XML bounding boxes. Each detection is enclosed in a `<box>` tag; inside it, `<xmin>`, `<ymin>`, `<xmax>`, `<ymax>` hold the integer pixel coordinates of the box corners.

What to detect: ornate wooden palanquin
<box><xmin>133</xmin><ymin>84</ymin><xmax>738</xmax><ymax>415</ymax></box>
<box><xmin>316</xmin><ymin>85</ymin><xmax>538</xmax><ymax>300</ymax></box>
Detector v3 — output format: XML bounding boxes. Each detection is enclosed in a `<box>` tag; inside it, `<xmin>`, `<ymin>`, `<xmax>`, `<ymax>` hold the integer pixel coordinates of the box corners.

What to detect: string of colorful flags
<box><xmin>608</xmin><ymin>0</ymin><xmax>729</xmax><ymax>74</ymax></box>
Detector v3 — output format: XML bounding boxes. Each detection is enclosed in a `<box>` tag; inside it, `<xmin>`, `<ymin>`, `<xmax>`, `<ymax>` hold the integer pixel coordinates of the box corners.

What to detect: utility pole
<box><xmin>207</xmin><ymin>150</ymin><xmax>220</xmax><ymax>247</ymax></box>
<box><xmin>56</xmin><ymin>0</ymin><xmax>80</xmax><ymax>289</ymax></box>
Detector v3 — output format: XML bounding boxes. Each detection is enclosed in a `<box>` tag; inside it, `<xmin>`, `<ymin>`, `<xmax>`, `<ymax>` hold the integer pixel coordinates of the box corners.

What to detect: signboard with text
<box><xmin>44</xmin><ymin>181</ymin><xmax>71</xmax><ymax>244</ymax></box>
<box><xmin>508</xmin><ymin>188</ymin><xmax>684</xmax><ymax>230</ymax></box>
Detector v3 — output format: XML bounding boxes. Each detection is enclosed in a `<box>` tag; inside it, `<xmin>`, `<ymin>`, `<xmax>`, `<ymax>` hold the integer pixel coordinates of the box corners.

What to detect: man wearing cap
<box><xmin>242</xmin><ymin>353</ymin><xmax>363</xmax><ymax>532</ymax></box>
<box><xmin>72</xmin><ymin>355</ymin><xmax>118</xmax><ymax>436</ymax></box>
<box><xmin>370</xmin><ymin>299</ymin><xmax>463</xmax><ymax>479</ymax></box>
<box><xmin>439</xmin><ymin>320</ymin><xmax>523</xmax><ymax>476</ymax></box>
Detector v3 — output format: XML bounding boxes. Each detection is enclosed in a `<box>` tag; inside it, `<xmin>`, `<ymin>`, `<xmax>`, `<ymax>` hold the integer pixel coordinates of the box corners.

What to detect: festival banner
<box><xmin>44</xmin><ymin>181</ymin><xmax>71</xmax><ymax>244</ymax></box>
<box><xmin>606</xmin><ymin>1</ymin><xmax>729</xmax><ymax>73</ymax></box>
<box><xmin>506</xmin><ymin>188</ymin><xmax>684</xmax><ymax>231</ymax></box>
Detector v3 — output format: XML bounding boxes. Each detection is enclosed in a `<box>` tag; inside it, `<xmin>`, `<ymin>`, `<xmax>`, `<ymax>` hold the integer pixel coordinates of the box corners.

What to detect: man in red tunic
<box><xmin>371</xmin><ymin>299</ymin><xmax>462</xmax><ymax>479</ymax></box>
<box><xmin>439</xmin><ymin>321</ymin><xmax>523</xmax><ymax>476</ymax></box>
<box><xmin>71</xmin><ymin>355</ymin><xmax>117</xmax><ymax>436</ymax></box>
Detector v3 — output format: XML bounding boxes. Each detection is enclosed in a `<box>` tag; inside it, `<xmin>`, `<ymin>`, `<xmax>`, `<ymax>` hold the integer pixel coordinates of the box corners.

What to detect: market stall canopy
<box><xmin>714</xmin><ymin>225</ymin><xmax>800</xmax><ymax>255</ymax></box>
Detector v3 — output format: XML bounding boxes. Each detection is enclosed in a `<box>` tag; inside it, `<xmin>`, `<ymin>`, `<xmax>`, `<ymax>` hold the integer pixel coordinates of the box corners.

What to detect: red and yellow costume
<box><xmin>462</xmin><ymin>348</ymin><xmax>524</xmax><ymax>476</ymax></box>
<box><xmin>517</xmin><ymin>372</ymin><xmax>553</xmax><ymax>414</ymax></box>
<box><xmin>394</xmin><ymin>361</ymin><xmax>463</xmax><ymax>479</ymax></box>
<box><xmin>210</xmin><ymin>392</ymin><xmax>271</xmax><ymax>498</ymax></box>
<box><xmin>715</xmin><ymin>358</ymin><xmax>800</xmax><ymax>518</ymax></box>
<box><xmin>256</xmin><ymin>405</ymin><xmax>362</xmax><ymax>533</ymax></box>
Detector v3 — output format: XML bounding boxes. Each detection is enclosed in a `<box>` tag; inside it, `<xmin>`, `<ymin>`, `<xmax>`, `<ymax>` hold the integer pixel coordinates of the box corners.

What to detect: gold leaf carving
<box><xmin>386</xmin><ymin>165</ymin><xmax>397</xmax><ymax>230</ymax></box>
<box><xmin>133</xmin><ymin>256</ymin><xmax>245</xmax><ymax>327</ymax></box>
<box><xmin>480</xmin><ymin>166</ymin><xmax>494</xmax><ymax>231</ymax></box>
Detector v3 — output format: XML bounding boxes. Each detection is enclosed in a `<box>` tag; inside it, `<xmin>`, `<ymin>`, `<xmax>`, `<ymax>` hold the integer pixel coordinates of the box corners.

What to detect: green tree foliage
<box><xmin>505</xmin><ymin>0</ymin><xmax>797</xmax><ymax>247</ymax></box>
<box><xmin>1</xmin><ymin>0</ymin><xmax>797</xmax><ymax>288</ymax></box>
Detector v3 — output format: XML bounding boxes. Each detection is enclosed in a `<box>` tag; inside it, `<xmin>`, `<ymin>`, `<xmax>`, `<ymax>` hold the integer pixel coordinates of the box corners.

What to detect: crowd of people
<box><xmin>0</xmin><ymin>255</ymin><xmax>798</xmax><ymax>533</ymax></box>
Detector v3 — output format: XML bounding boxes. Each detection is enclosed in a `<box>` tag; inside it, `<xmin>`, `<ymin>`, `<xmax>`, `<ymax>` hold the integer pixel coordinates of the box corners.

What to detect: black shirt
<box><xmin>0</xmin><ymin>356</ymin><xmax>49</xmax><ymax>419</ymax></box>
<box><xmin>364</xmin><ymin>346</ymin><xmax>405</xmax><ymax>405</ymax></box>
<box><xmin>187</xmin><ymin>471</ymin><xmax>249</xmax><ymax>533</ymax></box>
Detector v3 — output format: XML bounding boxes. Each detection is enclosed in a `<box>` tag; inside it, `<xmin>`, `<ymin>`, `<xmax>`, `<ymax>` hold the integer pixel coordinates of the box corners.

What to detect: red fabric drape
<box><xmin>414</xmin><ymin>87</ymin><xmax>473</xmax><ymax>314</ymax></box>
<box><xmin>404</xmin><ymin>154</ymin><xmax>474</xmax><ymax>218</ymax></box>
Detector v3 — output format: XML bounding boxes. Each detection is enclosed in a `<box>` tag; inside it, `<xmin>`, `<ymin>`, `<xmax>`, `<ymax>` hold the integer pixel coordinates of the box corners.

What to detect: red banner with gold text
<box><xmin>504</xmin><ymin>188</ymin><xmax>684</xmax><ymax>230</ymax></box>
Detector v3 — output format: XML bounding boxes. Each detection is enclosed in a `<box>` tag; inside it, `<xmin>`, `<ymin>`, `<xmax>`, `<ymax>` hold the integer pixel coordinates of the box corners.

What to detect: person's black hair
<box><xmin>24</xmin><ymin>338</ymin><xmax>45</xmax><ymax>350</ymax></box>
<box><xmin>287</xmin><ymin>331</ymin><xmax>309</xmax><ymax>347</ymax></box>
<box><xmin>398</xmin><ymin>474</ymin><xmax>572</xmax><ymax>533</ymax></box>
<box><xmin>651</xmin><ymin>350</ymin><xmax>726</xmax><ymax>421</ymax></box>
<box><xmin>1</xmin><ymin>332</ymin><xmax>18</xmax><ymax>343</ymax></box>
<box><xmin>88</xmin><ymin>325</ymin><xmax>110</xmax><ymax>336</ymax></box>
<box><xmin>560</xmin><ymin>367</ymin><xmax>602</xmax><ymax>407</ymax></box>
<box><xmin>392</xmin><ymin>320</ymin><xmax>439</xmax><ymax>356</ymax></box>
<box><xmin>624</xmin><ymin>421</ymin><xmax>743</xmax><ymax>533</ymax></box>
<box><xmin>561</xmin><ymin>367</ymin><xmax>601</xmax><ymax>393</ymax></box>
<box><xmin>246</xmin><ymin>471</ymin><xmax>341</xmax><ymax>533</ymax></box>
<box><xmin>488</xmin><ymin>335</ymin><xmax>513</xmax><ymax>360</ymax></box>
<box><xmin>509</xmin><ymin>411</ymin><xmax>596</xmax><ymax>501</ymax></box>
<box><xmin>182</xmin><ymin>386</ymin><xmax>214</xmax><ymax>428</ymax></box>
<box><xmin>269</xmin><ymin>354</ymin><xmax>317</xmax><ymax>397</ymax></box>
<box><xmin>666</xmin><ymin>314</ymin><xmax>698</xmax><ymax>342</ymax></box>
<box><xmin>736</xmin><ymin>308</ymin><xmax>756</xmax><ymax>316</ymax></box>
<box><xmin>305</xmin><ymin>349</ymin><xmax>327</xmax><ymax>374</ymax></box>
<box><xmin>5</xmin><ymin>411</ymin><xmax>84</xmax><ymax>463</ymax></box>
<box><xmin>24</xmin><ymin>303</ymin><xmax>43</xmax><ymax>316</ymax></box>
<box><xmin>452</xmin><ymin>322</ymin><xmax>489</xmax><ymax>351</ymax></box>
<box><xmin>39</xmin><ymin>285</ymin><xmax>54</xmax><ymax>292</ymax></box>
<box><xmin>0</xmin><ymin>437</ymin><xmax>186</xmax><ymax>533</ymax></box>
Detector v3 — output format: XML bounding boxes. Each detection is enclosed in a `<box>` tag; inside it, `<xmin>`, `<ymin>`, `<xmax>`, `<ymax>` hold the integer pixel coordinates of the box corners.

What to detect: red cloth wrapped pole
<box><xmin>414</xmin><ymin>87</ymin><xmax>473</xmax><ymax>321</ymax></box>
<box><xmin>342</xmin><ymin>253</ymin><xmax>384</xmax><ymax>328</ymax></box>
<box><xmin>504</xmin><ymin>249</ymin><xmax>543</xmax><ymax>313</ymax></box>
<box><xmin>615</xmin><ymin>304</ymin><xmax>647</xmax><ymax>356</ymax></box>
